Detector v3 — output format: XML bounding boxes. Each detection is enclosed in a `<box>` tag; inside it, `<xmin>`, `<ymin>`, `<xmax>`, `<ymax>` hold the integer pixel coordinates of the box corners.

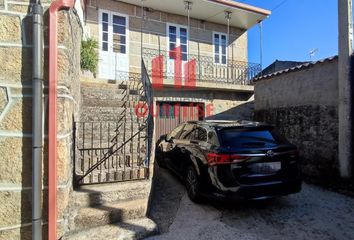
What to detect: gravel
<box><xmin>148</xmin><ymin>167</ymin><xmax>354</xmax><ymax>240</ymax></box>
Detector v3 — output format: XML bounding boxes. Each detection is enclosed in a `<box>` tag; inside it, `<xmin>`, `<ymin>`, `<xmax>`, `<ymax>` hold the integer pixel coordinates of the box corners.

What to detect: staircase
<box><xmin>62</xmin><ymin>181</ymin><xmax>157</xmax><ymax>240</ymax></box>
<box><xmin>74</xmin><ymin>80</ymin><xmax>149</xmax><ymax>185</ymax></box>
<box><xmin>63</xmin><ymin>72</ymin><xmax>156</xmax><ymax>239</ymax></box>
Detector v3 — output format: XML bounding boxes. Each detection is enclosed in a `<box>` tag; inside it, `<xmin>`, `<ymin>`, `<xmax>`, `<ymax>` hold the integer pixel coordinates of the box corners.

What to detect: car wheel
<box><xmin>185</xmin><ymin>165</ymin><xmax>201</xmax><ymax>202</ymax></box>
<box><xmin>155</xmin><ymin>147</ymin><xmax>166</xmax><ymax>168</ymax></box>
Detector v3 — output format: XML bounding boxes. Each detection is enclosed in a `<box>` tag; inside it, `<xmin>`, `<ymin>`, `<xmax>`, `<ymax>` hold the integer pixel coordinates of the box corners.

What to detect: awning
<box><xmin>119</xmin><ymin>0</ymin><xmax>271</xmax><ymax>29</ymax></box>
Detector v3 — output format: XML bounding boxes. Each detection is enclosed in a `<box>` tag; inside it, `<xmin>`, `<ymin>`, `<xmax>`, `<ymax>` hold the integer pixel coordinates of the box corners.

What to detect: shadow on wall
<box><xmin>205</xmin><ymin>101</ymin><xmax>254</xmax><ymax>121</ymax></box>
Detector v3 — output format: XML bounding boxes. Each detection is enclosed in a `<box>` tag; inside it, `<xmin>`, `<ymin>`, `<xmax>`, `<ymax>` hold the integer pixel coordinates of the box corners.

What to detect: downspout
<box><xmin>32</xmin><ymin>2</ymin><xmax>43</xmax><ymax>240</ymax></box>
<box><xmin>48</xmin><ymin>1</ymin><xmax>75</xmax><ymax>239</ymax></box>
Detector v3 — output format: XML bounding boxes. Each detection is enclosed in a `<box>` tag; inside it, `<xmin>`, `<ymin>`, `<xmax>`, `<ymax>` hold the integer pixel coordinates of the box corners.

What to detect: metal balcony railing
<box><xmin>142</xmin><ymin>47</ymin><xmax>261</xmax><ymax>85</ymax></box>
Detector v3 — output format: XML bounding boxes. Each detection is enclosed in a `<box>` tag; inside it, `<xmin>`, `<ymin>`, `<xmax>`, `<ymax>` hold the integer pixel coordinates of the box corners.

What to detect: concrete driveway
<box><xmin>148</xmin><ymin>167</ymin><xmax>354</xmax><ymax>240</ymax></box>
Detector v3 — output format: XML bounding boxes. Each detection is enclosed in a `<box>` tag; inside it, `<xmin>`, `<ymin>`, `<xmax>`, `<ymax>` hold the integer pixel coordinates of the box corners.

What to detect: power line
<box><xmin>271</xmin><ymin>0</ymin><xmax>291</xmax><ymax>12</ymax></box>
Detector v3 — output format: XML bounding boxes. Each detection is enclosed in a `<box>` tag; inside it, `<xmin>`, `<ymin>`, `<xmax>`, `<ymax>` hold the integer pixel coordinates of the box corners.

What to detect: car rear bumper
<box><xmin>205</xmin><ymin>178</ymin><xmax>302</xmax><ymax>201</ymax></box>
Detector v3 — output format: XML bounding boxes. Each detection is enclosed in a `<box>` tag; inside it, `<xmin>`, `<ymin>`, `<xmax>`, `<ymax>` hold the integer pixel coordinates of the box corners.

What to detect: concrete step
<box><xmin>73</xmin><ymin>198</ymin><xmax>148</xmax><ymax>231</ymax></box>
<box><xmin>76</xmin><ymin>132</ymin><xmax>147</xmax><ymax>144</ymax></box>
<box><xmin>62</xmin><ymin>217</ymin><xmax>158</xmax><ymax>240</ymax></box>
<box><xmin>81</xmin><ymin>85</ymin><xmax>126</xmax><ymax>99</ymax></box>
<box><xmin>72</xmin><ymin>179</ymin><xmax>150</xmax><ymax>207</ymax></box>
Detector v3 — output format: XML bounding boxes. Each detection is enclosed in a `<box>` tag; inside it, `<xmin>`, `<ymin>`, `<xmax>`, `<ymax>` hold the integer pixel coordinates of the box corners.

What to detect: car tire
<box><xmin>155</xmin><ymin>147</ymin><xmax>166</xmax><ymax>168</ymax></box>
<box><xmin>185</xmin><ymin>165</ymin><xmax>201</xmax><ymax>202</ymax></box>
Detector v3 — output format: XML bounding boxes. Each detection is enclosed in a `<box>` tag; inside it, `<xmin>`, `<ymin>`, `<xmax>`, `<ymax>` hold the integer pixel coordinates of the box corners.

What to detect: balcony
<box><xmin>142</xmin><ymin>47</ymin><xmax>261</xmax><ymax>87</ymax></box>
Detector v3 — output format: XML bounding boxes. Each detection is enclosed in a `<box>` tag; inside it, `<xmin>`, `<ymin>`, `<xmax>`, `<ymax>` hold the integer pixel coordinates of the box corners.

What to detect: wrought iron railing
<box><xmin>74</xmin><ymin>70</ymin><xmax>153</xmax><ymax>185</ymax></box>
<box><xmin>142</xmin><ymin>47</ymin><xmax>261</xmax><ymax>85</ymax></box>
<box><xmin>141</xmin><ymin>60</ymin><xmax>154</xmax><ymax>168</ymax></box>
<box><xmin>75</xmin><ymin>121</ymin><xmax>148</xmax><ymax>184</ymax></box>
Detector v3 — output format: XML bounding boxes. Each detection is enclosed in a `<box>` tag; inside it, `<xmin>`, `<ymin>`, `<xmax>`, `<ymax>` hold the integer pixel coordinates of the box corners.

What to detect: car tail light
<box><xmin>207</xmin><ymin>153</ymin><xmax>249</xmax><ymax>166</ymax></box>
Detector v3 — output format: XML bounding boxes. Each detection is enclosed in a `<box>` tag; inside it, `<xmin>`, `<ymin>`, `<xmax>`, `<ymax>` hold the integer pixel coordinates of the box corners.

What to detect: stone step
<box><xmin>72</xmin><ymin>197</ymin><xmax>148</xmax><ymax>231</ymax></box>
<box><xmin>62</xmin><ymin>217</ymin><xmax>157</xmax><ymax>240</ymax></box>
<box><xmin>72</xmin><ymin>180</ymin><xmax>151</xmax><ymax>208</ymax></box>
<box><xmin>77</xmin><ymin>130</ymin><xmax>146</xmax><ymax>138</ymax></box>
<box><xmin>79</xmin><ymin>112</ymin><xmax>143</xmax><ymax>122</ymax></box>
<box><xmin>76</xmin><ymin>143</ymin><xmax>146</xmax><ymax>151</ymax></box>
<box><xmin>82</xmin><ymin>98</ymin><xmax>144</xmax><ymax>108</ymax></box>
<box><xmin>75</xmin><ymin>166</ymin><xmax>148</xmax><ymax>185</ymax></box>
<box><xmin>79</xmin><ymin>115</ymin><xmax>145</xmax><ymax>122</ymax></box>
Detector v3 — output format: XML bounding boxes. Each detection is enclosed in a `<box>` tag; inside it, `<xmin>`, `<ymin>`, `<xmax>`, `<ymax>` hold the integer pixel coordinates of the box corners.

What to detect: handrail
<box><xmin>74</xmin><ymin>67</ymin><xmax>154</xmax><ymax>184</ymax></box>
<box><xmin>141</xmin><ymin>59</ymin><xmax>154</xmax><ymax>169</ymax></box>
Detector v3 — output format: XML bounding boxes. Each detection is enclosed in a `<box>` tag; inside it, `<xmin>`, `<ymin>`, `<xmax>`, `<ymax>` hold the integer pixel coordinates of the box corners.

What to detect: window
<box><xmin>214</xmin><ymin>33</ymin><xmax>227</xmax><ymax>64</ymax></box>
<box><xmin>207</xmin><ymin>131</ymin><xmax>219</xmax><ymax>146</ymax></box>
<box><xmin>112</xmin><ymin>15</ymin><xmax>126</xmax><ymax>54</ymax></box>
<box><xmin>101</xmin><ymin>13</ymin><xmax>109</xmax><ymax>51</ymax></box>
<box><xmin>100</xmin><ymin>13</ymin><xmax>127</xmax><ymax>54</ymax></box>
<box><xmin>169</xmin><ymin>124</ymin><xmax>185</xmax><ymax>139</ymax></box>
<box><xmin>179</xmin><ymin>124</ymin><xmax>195</xmax><ymax>140</ymax></box>
<box><xmin>168</xmin><ymin>25</ymin><xmax>188</xmax><ymax>61</ymax></box>
<box><xmin>219</xmin><ymin>129</ymin><xmax>289</xmax><ymax>148</ymax></box>
<box><xmin>192</xmin><ymin>127</ymin><xmax>207</xmax><ymax>142</ymax></box>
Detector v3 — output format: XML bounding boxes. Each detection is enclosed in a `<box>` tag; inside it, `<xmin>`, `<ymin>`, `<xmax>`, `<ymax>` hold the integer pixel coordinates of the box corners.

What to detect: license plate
<box><xmin>251</xmin><ymin>162</ymin><xmax>281</xmax><ymax>174</ymax></box>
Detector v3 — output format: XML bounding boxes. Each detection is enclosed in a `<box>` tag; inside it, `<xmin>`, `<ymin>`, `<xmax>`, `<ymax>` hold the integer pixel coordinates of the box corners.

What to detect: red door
<box><xmin>155</xmin><ymin>102</ymin><xmax>204</xmax><ymax>139</ymax></box>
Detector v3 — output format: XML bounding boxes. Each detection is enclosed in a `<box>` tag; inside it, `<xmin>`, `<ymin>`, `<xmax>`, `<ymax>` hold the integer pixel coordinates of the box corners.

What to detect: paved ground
<box><xmin>147</xmin><ymin>167</ymin><xmax>354</xmax><ymax>240</ymax></box>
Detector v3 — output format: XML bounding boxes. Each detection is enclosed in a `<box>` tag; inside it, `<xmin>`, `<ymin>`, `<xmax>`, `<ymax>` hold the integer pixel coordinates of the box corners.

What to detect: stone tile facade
<box><xmin>0</xmin><ymin>1</ymin><xmax>82</xmax><ymax>239</ymax></box>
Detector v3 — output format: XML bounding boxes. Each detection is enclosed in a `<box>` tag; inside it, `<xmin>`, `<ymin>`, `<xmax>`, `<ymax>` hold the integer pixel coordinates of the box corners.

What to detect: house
<box><xmin>261</xmin><ymin>59</ymin><xmax>309</xmax><ymax>76</ymax></box>
<box><xmin>0</xmin><ymin>0</ymin><xmax>270</xmax><ymax>239</ymax></box>
<box><xmin>83</xmin><ymin>0</ymin><xmax>270</xmax><ymax>137</ymax></box>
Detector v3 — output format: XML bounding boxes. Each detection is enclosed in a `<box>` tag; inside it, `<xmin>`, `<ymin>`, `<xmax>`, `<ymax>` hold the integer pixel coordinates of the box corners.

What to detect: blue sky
<box><xmin>243</xmin><ymin>0</ymin><xmax>345</xmax><ymax>68</ymax></box>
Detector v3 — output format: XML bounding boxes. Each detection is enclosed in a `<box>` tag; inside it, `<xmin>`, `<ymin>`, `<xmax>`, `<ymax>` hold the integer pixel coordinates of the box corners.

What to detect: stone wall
<box><xmin>254</xmin><ymin>58</ymin><xmax>339</xmax><ymax>181</ymax></box>
<box><xmin>154</xmin><ymin>88</ymin><xmax>254</xmax><ymax>119</ymax></box>
<box><xmin>0</xmin><ymin>1</ymin><xmax>82</xmax><ymax>239</ymax></box>
<box><xmin>85</xmin><ymin>0</ymin><xmax>248</xmax><ymax>75</ymax></box>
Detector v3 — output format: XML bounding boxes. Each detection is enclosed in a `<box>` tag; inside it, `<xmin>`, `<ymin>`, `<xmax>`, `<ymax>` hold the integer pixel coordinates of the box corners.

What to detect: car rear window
<box><xmin>219</xmin><ymin>128</ymin><xmax>289</xmax><ymax>148</ymax></box>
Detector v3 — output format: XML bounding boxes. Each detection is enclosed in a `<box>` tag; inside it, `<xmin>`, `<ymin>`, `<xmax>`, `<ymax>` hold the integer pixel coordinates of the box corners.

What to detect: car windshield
<box><xmin>219</xmin><ymin>128</ymin><xmax>289</xmax><ymax>148</ymax></box>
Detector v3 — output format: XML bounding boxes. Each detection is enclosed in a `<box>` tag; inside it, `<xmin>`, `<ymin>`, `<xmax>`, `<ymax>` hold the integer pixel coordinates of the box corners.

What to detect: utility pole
<box><xmin>338</xmin><ymin>0</ymin><xmax>353</xmax><ymax>178</ymax></box>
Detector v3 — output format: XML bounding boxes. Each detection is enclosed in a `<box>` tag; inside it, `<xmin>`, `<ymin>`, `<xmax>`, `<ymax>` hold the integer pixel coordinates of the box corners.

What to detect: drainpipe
<box><xmin>32</xmin><ymin>1</ymin><xmax>43</xmax><ymax>240</ymax></box>
<box><xmin>48</xmin><ymin>1</ymin><xmax>75</xmax><ymax>239</ymax></box>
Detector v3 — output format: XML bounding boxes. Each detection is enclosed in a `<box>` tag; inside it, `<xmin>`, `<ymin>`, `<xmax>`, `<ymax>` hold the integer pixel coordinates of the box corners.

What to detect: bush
<box><xmin>81</xmin><ymin>38</ymin><xmax>99</xmax><ymax>75</ymax></box>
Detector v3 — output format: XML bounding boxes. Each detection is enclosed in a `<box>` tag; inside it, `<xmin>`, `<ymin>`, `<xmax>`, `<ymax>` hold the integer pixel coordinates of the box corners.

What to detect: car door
<box><xmin>163</xmin><ymin>124</ymin><xmax>185</xmax><ymax>169</ymax></box>
<box><xmin>188</xmin><ymin>127</ymin><xmax>209</xmax><ymax>166</ymax></box>
<box><xmin>168</xmin><ymin>123</ymin><xmax>195</xmax><ymax>174</ymax></box>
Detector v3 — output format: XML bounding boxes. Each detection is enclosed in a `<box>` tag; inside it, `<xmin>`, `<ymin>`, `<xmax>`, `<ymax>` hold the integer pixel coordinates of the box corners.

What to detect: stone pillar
<box><xmin>338</xmin><ymin>0</ymin><xmax>353</xmax><ymax>178</ymax></box>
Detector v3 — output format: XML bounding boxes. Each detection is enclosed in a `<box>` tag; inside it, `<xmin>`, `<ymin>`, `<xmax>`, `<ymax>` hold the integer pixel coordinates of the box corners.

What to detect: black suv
<box><xmin>155</xmin><ymin>120</ymin><xmax>302</xmax><ymax>202</ymax></box>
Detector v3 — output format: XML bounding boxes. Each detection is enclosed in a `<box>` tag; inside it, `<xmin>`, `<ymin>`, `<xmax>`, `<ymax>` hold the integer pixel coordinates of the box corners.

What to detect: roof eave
<box><xmin>207</xmin><ymin>0</ymin><xmax>271</xmax><ymax>17</ymax></box>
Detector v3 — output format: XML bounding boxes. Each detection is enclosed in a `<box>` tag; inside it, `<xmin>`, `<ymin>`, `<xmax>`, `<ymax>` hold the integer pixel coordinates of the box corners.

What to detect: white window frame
<box><xmin>166</xmin><ymin>23</ymin><xmax>189</xmax><ymax>61</ymax></box>
<box><xmin>98</xmin><ymin>9</ymin><xmax>129</xmax><ymax>79</ymax></box>
<box><xmin>213</xmin><ymin>31</ymin><xmax>228</xmax><ymax>65</ymax></box>
<box><xmin>98</xmin><ymin>9</ymin><xmax>129</xmax><ymax>55</ymax></box>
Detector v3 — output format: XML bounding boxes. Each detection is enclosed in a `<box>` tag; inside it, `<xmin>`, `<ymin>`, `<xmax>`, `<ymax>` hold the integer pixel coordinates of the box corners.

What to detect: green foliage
<box><xmin>80</xmin><ymin>38</ymin><xmax>99</xmax><ymax>74</ymax></box>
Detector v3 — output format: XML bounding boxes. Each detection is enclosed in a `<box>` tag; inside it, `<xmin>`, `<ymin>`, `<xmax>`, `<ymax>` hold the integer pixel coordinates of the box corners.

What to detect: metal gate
<box><xmin>155</xmin><ymin>102</ymin><xmax>204</xmax><ymax>139</ymax></box>
<box><xmin>74</xmin><ymin>61</ymin><xmax>153</xmax><ymax>185</ymax></box>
